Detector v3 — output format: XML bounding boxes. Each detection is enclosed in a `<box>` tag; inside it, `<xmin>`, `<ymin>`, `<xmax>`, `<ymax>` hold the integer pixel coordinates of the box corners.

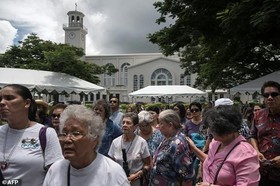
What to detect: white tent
<box><xmin>129</xmin><ymin>85</ymin><xmax>207</xmax><ymax>97</ymax></box>
<box><xmin>230</xmin><ymin>71</ymin><xmax>280</xmax><ymax>94</ymax></box>
<box><xmin>0</xmin><ymin>68</ymin><xmax>105</xmax><ymax>94</ymax></box>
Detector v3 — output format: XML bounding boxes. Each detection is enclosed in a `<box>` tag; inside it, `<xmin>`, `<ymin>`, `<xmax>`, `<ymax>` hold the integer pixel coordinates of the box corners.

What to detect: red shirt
<box><xmin>251</xmin><ymin>108</ymin><xmax>280</xmax><ymax>181</ymax></box>
<box><xmin>251</xmin><ymin>108</ymin><xmax>280</xmax><ymax>159</ymax></box>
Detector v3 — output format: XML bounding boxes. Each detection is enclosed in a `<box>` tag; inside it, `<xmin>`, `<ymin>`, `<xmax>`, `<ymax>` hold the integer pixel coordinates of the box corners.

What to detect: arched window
<box><xmin>151</xmin><ymin>68</ymin><xmax>173</xmax><ymax>85</ymax></box>
<box><xmin>104</xmin><ymin>63</ymin><xmax>116</xmax><ymax>86</ymax></box>
<box><xmin>139</xmin><ymin>74</ymin><xmax>144</xmax><ymax>89</ymax></box>
<box><xmin>133</xmin><ymin>75</ymin><xmax>138</xmax><ymax>91</ymax></box>
<box><xmin>180</xmin><ymin>74</ymin><xmax>191</xmax><ymax>86</ymax></box>
<box><xmin>120</xmin><ymin>63</ymin><xmax>130</xmax><ymax>86</ymax></box>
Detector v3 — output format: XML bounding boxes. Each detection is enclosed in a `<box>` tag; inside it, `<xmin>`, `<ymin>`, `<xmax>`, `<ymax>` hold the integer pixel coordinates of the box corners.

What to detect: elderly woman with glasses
<box><xmin>136</xmin><ymin>111</ymin><xmax>163</xmax><ymax>185</ymax></box>
<box><xmin>136</xmin><ymin>110</ymin><xmax>163</xmax><ymax>157</ymax></box>
<box><xmin>43</xmin><ymin>105</ymin><xmax>129</xmax><ymax>186</ymax></box>
<box><xmin>150</xmin><ymin>109</ymin><xmax>194</xmax><ymax>186</ymax></box>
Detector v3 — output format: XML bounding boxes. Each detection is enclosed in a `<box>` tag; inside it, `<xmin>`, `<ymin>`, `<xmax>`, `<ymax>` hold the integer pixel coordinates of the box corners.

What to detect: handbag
<box><xmin>190</xmin><ymin>133</ymin><xmax>206</xmax><ymax>149</ymax></box>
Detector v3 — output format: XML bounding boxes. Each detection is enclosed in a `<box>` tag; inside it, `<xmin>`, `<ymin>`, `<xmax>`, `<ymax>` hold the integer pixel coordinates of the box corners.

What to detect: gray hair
<box><xmin>203</xmin><ymin>105</ymin><xmax>242</xmax><ymax>136</ymax></box>
<box><xmin>138</xmin><ymin>110</ymin><xmax>153</xmax><ymax>124</ymax></box>
<box><xmin>59</xmin><ymin>105</ymin><xmax>104</xmax><ymax>146</ymax></box>
<box><xmin>159</xmin><ymin>109</ymin><xmax>181</xmax><ymax>129</ymax></box>
<box><xmin>122</xmin><ymin>112</ymin><xmax>139</xmax><ymax>125</ymax></box>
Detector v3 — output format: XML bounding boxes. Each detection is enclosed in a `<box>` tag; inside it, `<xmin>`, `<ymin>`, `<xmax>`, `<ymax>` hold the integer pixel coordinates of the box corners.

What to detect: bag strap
<box><xmin>0</xmin><ymin>169</ymin><xmax>4</xmax><ymax>182</ymax></box>
<box><xmin>39</xmin><ymin>127</ymin><xmax>47</xmax><ymax>155</ymax></box>
<box><xmin>213</xmin><ymin>141</ymin><xmax>241</xmax><ymax>184</ymax></box>
<box><xmin>122</xmin><ymin>149</ymin><xmax>130</xmax><ymax>177</ymax></box>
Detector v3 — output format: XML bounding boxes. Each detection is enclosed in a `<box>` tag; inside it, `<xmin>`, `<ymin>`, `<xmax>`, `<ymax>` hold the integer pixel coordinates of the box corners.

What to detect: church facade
<box><xmin>86</xmin><ymin>54</ymin><xmax>198</xmax><ymax>103</ymax></box>
<box><xmin>63</xmin><ymin>9</ymin><xmax>228</xmax><ymax>103</ymax></box>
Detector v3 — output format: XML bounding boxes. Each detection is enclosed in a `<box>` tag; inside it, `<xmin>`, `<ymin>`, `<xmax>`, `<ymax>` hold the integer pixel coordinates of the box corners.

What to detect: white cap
<box><xmin>215</xmin><ymin>98</ymin><xmax>233</xmax><ymax>107</ymax></box>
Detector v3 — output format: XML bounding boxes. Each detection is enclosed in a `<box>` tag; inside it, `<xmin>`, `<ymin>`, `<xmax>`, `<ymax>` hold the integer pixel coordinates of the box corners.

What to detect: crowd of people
<box><xmin>0</xmin><ymin>80</ymin><xmax>280</xmax><ymax>186</ymax></box>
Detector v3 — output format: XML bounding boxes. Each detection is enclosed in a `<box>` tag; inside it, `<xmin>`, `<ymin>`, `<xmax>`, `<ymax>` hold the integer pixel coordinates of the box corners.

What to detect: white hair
<box><xmin>138</xmin><ymin>110</ymin><xmax>153</xmax><ymax>124</ymax></box>
<box><xmin>59</xmin><ymin>105</ymin><xmax>105</xmax><ymax>146</ymax></box>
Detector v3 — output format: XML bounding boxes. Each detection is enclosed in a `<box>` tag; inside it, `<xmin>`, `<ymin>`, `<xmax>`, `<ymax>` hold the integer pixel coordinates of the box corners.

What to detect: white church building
<box><xmin>63</xmin><ymin>9</ymin><xmax>227</xmax><ymax>103</ymax></box>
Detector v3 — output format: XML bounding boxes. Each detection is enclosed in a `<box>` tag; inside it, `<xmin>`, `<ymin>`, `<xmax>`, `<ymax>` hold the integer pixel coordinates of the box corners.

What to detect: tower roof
<box><xmin>67</xmin><ymin>10</ymin><xmax>85</xmax><ymax>17</ymax></box>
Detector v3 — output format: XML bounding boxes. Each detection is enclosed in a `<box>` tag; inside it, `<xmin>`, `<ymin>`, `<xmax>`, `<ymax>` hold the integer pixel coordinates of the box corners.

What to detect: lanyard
<box><xmin>67</xmin><ymin>164</ymin><xmax>70</xmax><ymax>186</ymax></box>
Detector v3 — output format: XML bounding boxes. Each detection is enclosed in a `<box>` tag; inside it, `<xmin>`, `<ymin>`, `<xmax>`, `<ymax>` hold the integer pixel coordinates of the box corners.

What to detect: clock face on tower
<box><xmin>68</xmin><ymin>32</ymin><xmax>76</xmax><ymax>39</ymax></box>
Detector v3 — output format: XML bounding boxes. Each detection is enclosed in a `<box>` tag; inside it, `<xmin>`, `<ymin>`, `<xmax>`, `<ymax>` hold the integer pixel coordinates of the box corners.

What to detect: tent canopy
<box><xmin>0</xmin><ymin>68</ymin><xmax>105</xmax><ymax>94</ymax></box>
<box><xmin>129</xmin><ymin>85</ymin><xmax>207</xmax><ymax>97</ymax></box>
<box><xmin>230</xmin><ymin>71</ymin><xmax>280</xmax><ymax>94</ymax></box>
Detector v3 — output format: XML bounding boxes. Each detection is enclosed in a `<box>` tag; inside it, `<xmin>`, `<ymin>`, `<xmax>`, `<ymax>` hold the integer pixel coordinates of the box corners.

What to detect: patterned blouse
<box><xmin>136</xmin><ymin>129</ymin><xmax>164</xmax><ymax>157</ymax></box>
<box><xmin>149</xmin><ymin>131</ymin><xmax>194</xmax><ymax>185</ymax></box>
<box><xmin>251</xmin><ymin>108</ymin><xmax>280</xmax><ymax>181</ymax></box>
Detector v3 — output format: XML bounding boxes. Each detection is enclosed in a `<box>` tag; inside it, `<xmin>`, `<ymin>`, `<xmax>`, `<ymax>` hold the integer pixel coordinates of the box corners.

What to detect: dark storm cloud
<box><xmin>82</xmin><ymin>0</ymin><xmax>171</xmax><ymax>54</ymax></box>
<box><xmin>0</xmin><ymin>0</ymin><xmax>173</xmax><ymax>54</ymax></box>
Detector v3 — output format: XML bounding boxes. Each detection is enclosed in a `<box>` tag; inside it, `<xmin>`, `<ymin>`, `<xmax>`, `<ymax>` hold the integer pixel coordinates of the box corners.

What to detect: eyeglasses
<box><xmin>190</xmin><ymin>108</ymin><xmax>200</xmax><ymax>113</ymax></box>
<box><xmin>58</xmin><ymin>131</ymin><xmax>87</xmax><ymax>141</ymax></box>
<box><xmin>51</xmin><ymin>113</ymin><xmax>60</xmax><ymax>118</ymax></box>
<box><xmin>110</xmin><ymin>100</ymin><xmax>117</xmax><ymax>103</ymax></box>
<box><xmin>262</xmin><ymin>92</ymin><xmax>280</xmax><ymax>98</ymax></box>
<box><xmin>139</xmin><ymin>123</ymin><xmax>150</xmax><ymax>128</ymax></box>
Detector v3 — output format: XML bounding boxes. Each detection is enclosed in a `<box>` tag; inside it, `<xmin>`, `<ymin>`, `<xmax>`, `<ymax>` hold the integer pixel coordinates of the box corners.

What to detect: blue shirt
<box><xmin>109</xmin><ymin>109</ymin><xmax>123</xmax><ymax>127</ymax></box>
<box><xmin>98</xmin><ymin>119</ymin><xmax>122</xmax><ymax>157</ymax></box>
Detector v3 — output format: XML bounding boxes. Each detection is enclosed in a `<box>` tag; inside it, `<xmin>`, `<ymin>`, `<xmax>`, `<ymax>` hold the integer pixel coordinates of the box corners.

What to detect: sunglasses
<box><xmin>190</xmin><ymin>108</ymin><xmax>200</xmax><ymax>113</ymax></box>
<box><xmin>51</xmin><ymin>113</ymin><xmax>61</xmax><ymax>118</ymax></box>
<box><xmin>262</xmin><ymin>92</ymin><xmax>280</xmax><ymax>98</ymax></box>
<box><xmin>254</xmin><ymin>109</ymin><xmax>261</xmax><ymax>112</ymax></box>
<box><xmin>110</xmin><ymin>100</ymin><xmax>117</xmax><ymax>103</ymax></box>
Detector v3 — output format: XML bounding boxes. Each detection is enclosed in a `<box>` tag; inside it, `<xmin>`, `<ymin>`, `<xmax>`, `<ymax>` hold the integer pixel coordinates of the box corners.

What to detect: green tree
<box><xmin>0</xmin><ymin>33</ymin><xmax>117</xmax><ymax>84</ymax></box>
<box><xmin>148</xmin><ymin>0</ymin><xmax>280</xmax><ymax>91</ymax></box>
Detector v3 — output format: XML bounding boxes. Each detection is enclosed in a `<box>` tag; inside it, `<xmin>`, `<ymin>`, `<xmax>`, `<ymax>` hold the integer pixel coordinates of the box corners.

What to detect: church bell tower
<box><xmin>63</xmin><ymin>4</ymin><xmax>87</xmax><ymax>53</ymax></box>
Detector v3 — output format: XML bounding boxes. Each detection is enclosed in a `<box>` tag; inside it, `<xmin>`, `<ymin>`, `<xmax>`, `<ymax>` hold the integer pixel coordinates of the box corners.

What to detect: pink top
<box><xmin>203</xmin><ymin>135</ymin><xmax>260</xmax><ymax>186</ymax></box>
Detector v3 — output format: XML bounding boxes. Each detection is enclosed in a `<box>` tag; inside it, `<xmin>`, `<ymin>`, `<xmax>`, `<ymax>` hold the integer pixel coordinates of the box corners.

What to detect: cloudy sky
<box><xmin>0</xmin><ymin>0</ymin><xmax>171</xmax><ymax>55</ymax></box>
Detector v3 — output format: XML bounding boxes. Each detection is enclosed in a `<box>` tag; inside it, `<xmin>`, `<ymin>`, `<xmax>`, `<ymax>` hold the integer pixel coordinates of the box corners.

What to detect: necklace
<box><xmin>121</xmin><ymin>135</ymin><xmax>136</xmax><ymax>154</ymax></box>
<box><xmin>1</xmin><ymin>124</ymin><xmax>29</xmax><ymax>170</ymax></box>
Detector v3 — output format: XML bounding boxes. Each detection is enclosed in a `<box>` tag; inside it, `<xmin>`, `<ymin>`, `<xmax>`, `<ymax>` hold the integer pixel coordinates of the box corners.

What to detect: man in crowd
<box><xmin>109</xmin><ymin>96</ymin><xmax>123</xmax><ymax>127</ymax></box>
<box><xmin>249</xmin><ymin>81</ymin><xmax>280</xmax><ymax>186</ymax></box>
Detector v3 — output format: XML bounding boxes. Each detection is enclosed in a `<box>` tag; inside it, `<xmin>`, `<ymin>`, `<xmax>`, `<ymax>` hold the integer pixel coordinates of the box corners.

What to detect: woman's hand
<box><xmin>271</xmin><ymin>156</ymin><xmax>280</xmax><ymax>168</ymax></box>
<box><xmin>127</xmin><ymin>171</ymin><xmax>142</xmax><ymax>182</ymax></box>
<box><xmin>196</xmin><ymin>182</ymin><xmax>211</xmax><ymax>186</ymax></box>
<box><xmin>186</xmin><ymin>136</ymin><xmax>196</xmax><ymax>150</ymax></box>
<box><xmin>257</xmin><ymin>151</ymin><xmax>266</xmax><ymax>161</ymax></box>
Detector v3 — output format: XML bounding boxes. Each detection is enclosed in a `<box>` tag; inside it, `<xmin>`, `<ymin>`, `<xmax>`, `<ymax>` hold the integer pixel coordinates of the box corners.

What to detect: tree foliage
<box><xmin>148</xmin><ymin>0</ymin><xmax>280</xmax><ymax>91</ymax></box>
<box><xmin>0</xmin><ymin>33</ymin><xmax>117</xmax><ymax>84</ymax></box>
